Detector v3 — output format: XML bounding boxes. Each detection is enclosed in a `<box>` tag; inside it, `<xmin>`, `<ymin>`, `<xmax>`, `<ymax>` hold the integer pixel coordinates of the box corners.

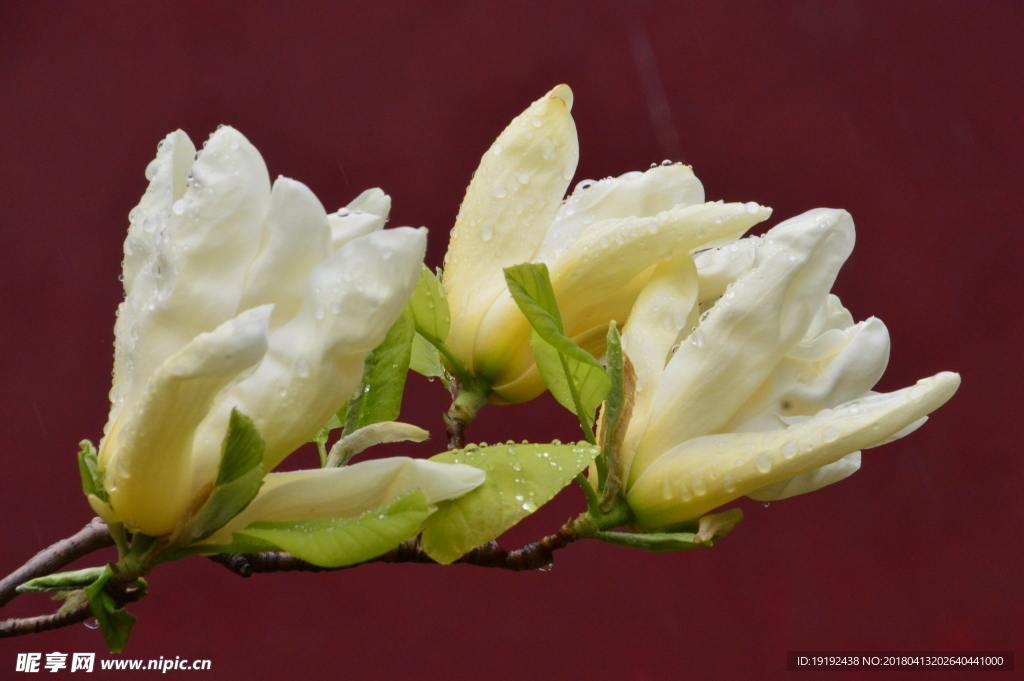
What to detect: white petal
<box><xmin>102</xmin><ymin>306</ymin><xmax>272</xmax><ymax>536</ymax></box>
<box><xmin>747</xmin><ymin>452</ymin><xmax>861</xmax><ymax>501</ymax></box>
<box><xmin>190</xmin><ymin>227</ymin><xmax>427</xmax><ymax>485</ymax></box>
<box><xmin>629</xmin><ymin>208</ymin><xmax>856</xmax><ymax>486</ymax></box>
<box><xmin>239</xmin><ymin>177</ymin><xmax>332</xmax><ymax>329</ymax></box>
<box><xmin>110</xmin><ymin>127</ymin><xmax>271</xmax><ymax>434</ymax></box>
<box><xmin>725</xmin><ymin>317</ymin><xmax>890</xmax><ymax>431</ymax></box>
<box><xmin>328</xmin><ymin>188</ymin><xmax>391</xmax><ymax>251</ymax></box>
<box><xmin>442</xmin><ymin>85</ymin><xmax>578</xmax><ymax>372</ymax></box>
<box><xmin>535</xmin><ymin>164</ymin><xmax>705</xmax><ymax>263</ymax></box>
<box><xmin>202</xmin><ymin>457</ymin><xmax>485</xmax><ymax>544</ymax></box>
<box><xmin>628</xmin><ymin>372</ymin><xmax>960</xmax><ymax>527</ymax></box>
<box><xmin>109</xmin><ymin>130</ymin><xmax>196</xmax><ymax>434</ymax></box>
<box><xmin>693</xmin><ymin>236</ymin><xmax>758</xmax><ymax>304</ymax></box>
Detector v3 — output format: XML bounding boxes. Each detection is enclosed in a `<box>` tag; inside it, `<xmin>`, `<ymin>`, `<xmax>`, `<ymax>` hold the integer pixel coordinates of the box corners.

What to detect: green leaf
<box><xmin>216</xmin><ymin>409</ymin><xmax>265</xmax><ymax>486</ymax></box>
<box><xmin>83</xmin><ymin>566</ymin><xmax>137</xmax><ymax>653</ymax></box>
<box><xmin>344</xmin><ymin>313</ymin><xmax>415</xmax><ymax>432</ymax></box>
<box><xmin>595</xmin><ymin>530</ymin><xmax>708</xmax><ymax>552</ymax></box>
<box><xmin>77</xmin><ymin>440</ymin><xmax>107</xmax><ymax>503</ymax></box>
<box><xmin>17</xmin><ymin>567</ymin><xmax>107</xmax><ymax>594</ymax></box>
<box><xmin>409</xmin><ymin>332</ymin><xmax>446</xmax><ymax>380</ymax></box>
<box><xmin>234</xmin><ymin>491</ymin><xmax>433</xmax><ymax>568</ymax></box>
<box><xmin>421</xmin><ymin>442</ymin><xmax>600</xmax><ymax>565</ymax></box>
<box><xmin>504</xmin><ymin>263</ymin><xmax>611</xmax><ymax>433</ymax></box>
<box><xmin>406</xmin><ymin>265</ymin><xmax>450</xmax><ymax>344</ymax></box>
<box><xmin>170</xmin><ymin>411</ymin><xmax>265</xmax><ymax>547</ymax></box>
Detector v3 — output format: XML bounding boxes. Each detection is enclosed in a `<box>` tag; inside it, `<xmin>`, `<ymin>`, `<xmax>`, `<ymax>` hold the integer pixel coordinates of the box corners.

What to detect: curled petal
<box><xmin>443</xmin><ymin>84</ymin><xmax>578</xmax><ymax>372</ymax></box>
<box><xmin>202</xmin><ymin>457</ymin><xmax>486</xmax><ymax>545</ymax></box>
<box><xmin>103</xmin><ymin>306</ymin><xmax>272</xmax><ymax>536</ymax></box>
<box><xmin>326</xmin><ymin>422</ymin><xmax>430</xmax><ymax>468</ymax></box>
<box><xmin>328</xmin><ymin>188</ymin><xmax>391</xmax><ymax>251</ymax></box>
<box><xmin>748</xmin><ymin>452</ymin><xmax>861</xmax><ymax>501</ymax></box>
<box><xmin>628</xmin><ymin>372</ymin><xmax>960</xmax><ymax>528</ymax></box>
<box><xmin>239</xmin><ymin>177</ymin><xmax>333</xmax><ymax>329</ymax></box>
<box><xmin>726</xmin><ymin>316</ymin><xmax>891</xmax><ymax>432</ymax></box>
<box><xmin>535</xmin><ymin>164</ymin><xmax>705</xmax><ymax>263</ymax></box>
<box><xmin>629</xmin><ymin>208</ymin><xmax>856</xmax><ymax>486</ymax></box>
<box><xmin>190</xmin><ymin>227</ymin><xmax>427</xmax><ymax>486</ymax></box>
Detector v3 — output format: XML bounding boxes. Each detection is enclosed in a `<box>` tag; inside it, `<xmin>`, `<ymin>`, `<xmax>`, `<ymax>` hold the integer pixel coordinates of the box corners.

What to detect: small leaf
<box><xmin>595</xmin><ymin>530</ymin><xmax>707</xmax><ymax>552</ymax></box>
<box><xmin>598</xmin><ymin>322</ymin><xmax>634</xmax><ymax>502</ymax></box>
<box><xmin>216</xmin><ymin>409</ymin><xmax>265</xmax><ymax>486</ymax></box>
<box><xmin>406</xmin><ymin>265</ymin><xmax>450</xmax><ymax>344</ymax></box>
<box><xmin>169</xmin><ymin>412</ymin><xmax>266</xmax><ymax>547</ymax></box>
<box><xmin>235</xmin><ymin>491</ymin><xmax>433</xmax><ymax>568</ymax></box>
<box><xmin>344</xmin><ymin>313</ymin><xmax>415</xmax><ymax>432</ymax></box>
<box><xmin>504</xmin><ymin>263</ymin><xmax>611</xmax><ymax>432</ymax></box>
<box><xmin>694</xmin><ymin>508</ymin><xmax>743</xmax><ymax>543</ymax></box>
<box><xmin>185</xmin><ymin>465</ymin><xmax>265</xmax><ymax>543</ymax></box>
<box><xmin>325</xmin><ymin>421</ymin><xmax>430</xmax><ymax>468</ymax></box>
<box><xmin>17</xmin><ymin>567</ymin><xmax>107</xmax><ymax>594</ymax></box>
<box><xmin>421</xmin><ymin>442</ymin><xmax>600</xmax><ymax>565</ymax></box>
<box><xmin>409</xmin><ymin>332</ymin><xmax>446</xmax><ymax>379</ymax></box>
<box><xmin>77</xmin><ymin>440</ymin><xmax>107</xmax><ymax>503</ymax></box>
<box><xmin>83</xmin><ymin>566</ymin><xmax>136</xmax><ymax>653</ymax></box>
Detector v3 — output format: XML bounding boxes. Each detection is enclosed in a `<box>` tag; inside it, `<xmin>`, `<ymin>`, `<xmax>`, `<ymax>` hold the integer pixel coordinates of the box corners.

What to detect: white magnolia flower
<box><xmin>441</xmin><ymin>85</ymin><xmax>772</xmax><ymax>403</ymax></box>
<box><xmin>618</xmin><ymin>208</ymin><xmax>960</xmax><ymax>528</ymax></box>
<box><xmin>95</xmin><ymin>126</ymin><xmax>483</xmax><ymax>537</ymax></box>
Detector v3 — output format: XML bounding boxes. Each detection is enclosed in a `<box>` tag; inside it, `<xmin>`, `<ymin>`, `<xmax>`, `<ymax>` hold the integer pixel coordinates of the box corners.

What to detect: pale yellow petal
<box><xmin>629</xmin><ymin>208</ymin><xmax>856</xmax><ymax>486</ymax></box>
<box><xmin>103</xmin><ymin>306</ymin><xmax>272</xmax><ymax>536</ymax></box>
<box><xmin>203</xmin><ymin>457</ymin><xmax>485</xmax><ymax>544</ymax></box>
<box><xmin>477</xmin><ymin>202</ymin><xmax>771</xmax><ymax>396</ymax></box>
<box><xmin>628</xmin><ymin>372</ymin><xmax>960</xmax><ymax>527</ymax></box>
<box><xmin>442</xmin><ymin>85</ymin><xmax>578</xmax><ymax>372</ymax></box>
<box><xmin>190</xmin><ymin>227</ymin><xmax>426</xmax><ymax>487</ymax></box>
<box><xmin>534</xmin><ymin>164</ymin><xmax>705</xmax><ymax>263</ymax></box>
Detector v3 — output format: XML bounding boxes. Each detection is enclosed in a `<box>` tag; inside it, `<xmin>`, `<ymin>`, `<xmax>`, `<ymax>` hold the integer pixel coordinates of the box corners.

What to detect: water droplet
<box><xmin>756</xmin><ymin>454</ymin><xmax>772</xmax><ymax>474</ymax></box>
<box><xmin>540</xmin><ymin>141</ymin><xmax>556</xmax><ymax>160</ymax></box>
<box><xmin>823</xmin><ymin>427</ymin><xmax>840</xmax><ymax>443</ymax></box>
<box><xmin>522</xmin><ymin>501</ymin><xmax>538</xmax><ymax>512</ymax></box>
<box><xmin>516</xmin><ymin>172</ymin><xmax>530</xmax><ymax>185</ymax></box>
<box><xmin>538</xmin><ymin>562</ymin><xmax>553</xmax><ymax>572</ymax></box>
<box><xmin>314</xmin><ymin>305</ymin><xmax>325</xmax><ymax>320</ymax></box>
<box><xmin>491</xmin><ymin>183</ymin><xmax>507</xmax><ymax>199</ymax></box>
<box><xmin>724</xmin><ymin>473</ymin><xmax>736</xmax><ymax>493</ymax></box>
<box><xmin>172</xmin><ymin>198</ymin><xmax>188</xmax><ymax>215</ymax></box>
<box><xmin>337</xmin><ymin>207</ymin><xmax>350</xmax><ymax>217</ymax></box>
<box><xmin>84</xmin><ymin>618</ymin><xmax>100</xmax><ymax>630</ymax></box>
<box><xmin>531</xmin><ymin>118</ymin><xmax>543</xmax><ymax>128</ymax></box>
<box><xmin>762</xmin><ymin>501</ymin><xmax>771</xmax><ymax>508</ymax></box>
<box><xmin>745</xmin><ymin>202</ymin><xmax>760</xmax><ymax>214</ymax></box>
<box><xmin>781</xmin><ymin>441</ymin><xmax>798</xmax><ymax>459</ymax></box>
<box><xmin>481</xmin><ymin>222</ymin><xmax>494</xmax><ymax>241</ymax></box>
<box><xmin>691</xmin><ymin>475</ymin><xmax>707</xmax><ymax>496</ymax></box>
<box><xmin>491</xmin><ymin>143</ymin><xmax>503</xmax><ymax>156</ymax></box>
<box><xmin>511</xmin><ymin>462</ymin><xmax>522</xmax><ymax>471</ymax></box>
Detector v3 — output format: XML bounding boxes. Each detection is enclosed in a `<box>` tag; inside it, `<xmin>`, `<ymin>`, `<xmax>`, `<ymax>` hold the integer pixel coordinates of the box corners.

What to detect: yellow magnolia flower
<box><xmin>618</xmin><ymin>208</ymin><xmax>960</xmax><ymax>528</ymax></box>
<box><xmin>95</xmin><ymin>126</ymin><xmax>483</xmax><ymax>537</ymax></box>
<box><xmin>441</xmin><ymin>85</ymin><xmax>772</xmax><ymax>403</ymax></box>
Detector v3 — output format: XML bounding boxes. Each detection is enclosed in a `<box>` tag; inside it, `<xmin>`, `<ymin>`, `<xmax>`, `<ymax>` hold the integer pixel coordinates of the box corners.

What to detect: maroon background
<box><xmin>1</xmin><ymin>2</ymin><xmax>1021</xmax><ymax>679</ymax></box>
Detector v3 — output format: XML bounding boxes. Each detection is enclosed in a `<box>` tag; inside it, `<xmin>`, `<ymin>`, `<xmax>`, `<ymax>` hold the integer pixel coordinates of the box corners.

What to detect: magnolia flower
<box><xmin>441</xmin><ymin>85</ymin><xmax>771</xmax><ymax>403</ymax></box>
<box><xmin>616</xmin><ymin>208</ymin><xmax>960</xmax><ymax>528</ymax></box>
<box><xmin>93</xmin><ymin>126</ymin><xmax>482</xmax><ymax>537</ymax></box>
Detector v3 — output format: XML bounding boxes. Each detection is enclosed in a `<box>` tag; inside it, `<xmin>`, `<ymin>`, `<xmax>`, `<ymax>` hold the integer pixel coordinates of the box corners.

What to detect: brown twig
<box><xmin>0</xmin><ymin>518</ymin><xmax>114</xmax><ymax>608</ymax></box>
<box><xmin>0</xmin><ymin>585</ymin><xmax>146</xmax><ymax>638</ymax></box>
<box><xmin>211</xmin><ymin>522</ymin><xmax>581</xmax><ymax>577</ymax></box>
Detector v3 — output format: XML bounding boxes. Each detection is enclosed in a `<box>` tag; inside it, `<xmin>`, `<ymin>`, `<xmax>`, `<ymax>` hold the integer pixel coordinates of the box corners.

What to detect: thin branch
<box><xmin>0</xmin><ymin>518</ymin><xmax>114</xmax><ymax>608</ymax></box>
<box><xmin>211</xmin><ymin>524</ymin><xmax>581</xmax><ymax>578</ymax></box>
<box><xmin>0</xmin><ymin>586</ymin><xmax>145</xmax><ymax>639</ymax></box>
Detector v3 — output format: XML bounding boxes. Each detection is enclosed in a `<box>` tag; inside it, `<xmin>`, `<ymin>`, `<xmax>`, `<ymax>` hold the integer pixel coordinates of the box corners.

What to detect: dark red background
<box><xmin>1</xmin><ymin>2</ymin><xmax>1021</xmax><ymax>679</ymax></box>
